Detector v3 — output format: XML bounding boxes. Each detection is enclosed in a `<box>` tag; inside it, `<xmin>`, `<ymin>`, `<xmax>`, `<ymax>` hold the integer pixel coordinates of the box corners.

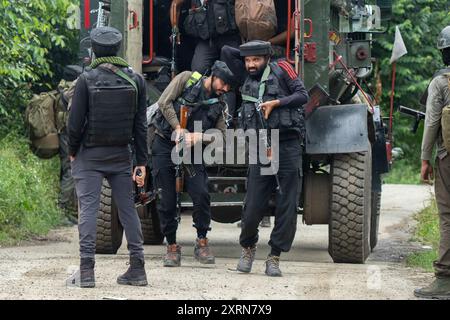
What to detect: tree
<box><xmin>372</xmin><ymin>0</ymin><xmax>450</xmax><ymax>182</ymax></box>
<box><xmin>0</xmin><ymin>0</ymin><xmax>78</xmax><ymax>135</ymax></box>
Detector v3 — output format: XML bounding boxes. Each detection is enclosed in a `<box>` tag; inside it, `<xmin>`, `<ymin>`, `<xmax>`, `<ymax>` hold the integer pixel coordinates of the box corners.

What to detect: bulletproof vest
<box><xmin>184</xmin><ymin>0</ymin><xmax>237</xmax><ymax>40</ymax></box>
<box><xmin>83</xmin><ymin>66</ymin><xmax>137</xmax><ymax>147</ymax></box>
<box><xmin>420</xmin><ymin>67</ymin><xmax>450</xmax><ymax>105</ymax></box>
<box><xmin>154</xmin><ymin>74</ymin><xmax>224</xmax><ymax>141</ymax></box>
<box><xmin>239</xmin><ymin>62</ymin><xmax>305</xmax><ymax>138</ymax></box>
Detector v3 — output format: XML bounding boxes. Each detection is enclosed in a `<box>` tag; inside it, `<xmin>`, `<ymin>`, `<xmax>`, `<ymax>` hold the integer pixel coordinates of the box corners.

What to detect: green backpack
<box><xmin>25</xmin><ymin>91</ymin><xmax>60</xmax><ymax>159</ymax></box>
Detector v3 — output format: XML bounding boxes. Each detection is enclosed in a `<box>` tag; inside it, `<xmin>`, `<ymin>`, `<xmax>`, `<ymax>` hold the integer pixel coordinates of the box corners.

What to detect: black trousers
<box><xmin>240</xmin><ymin>138</ymin><xmax>303</xmax><ymax>253</ymax></box>
<box><xmin>191</xmin><ymin>34</ymin><xmax>241</xmax><ymax>74</ymax></box>
<box><xmin>152</xmin><ymin>135</ymin><xmax>211</xmax><ymax>241</ymax></box>
<box><xmin>71</xmin><ymin>145</ymin><xmax>144</xmax><ymax>259</ymax></box>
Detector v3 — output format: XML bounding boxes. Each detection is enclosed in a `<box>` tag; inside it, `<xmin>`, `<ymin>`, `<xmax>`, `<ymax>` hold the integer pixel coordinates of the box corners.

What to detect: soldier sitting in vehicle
<box><xmin>152</xmin><ymin>60</ymin><xmax>235</xmax><ymax>267</ymax></box>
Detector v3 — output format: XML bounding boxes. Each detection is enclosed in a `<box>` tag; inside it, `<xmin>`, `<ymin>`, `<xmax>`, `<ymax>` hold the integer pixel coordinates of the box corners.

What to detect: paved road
<box><xmin>0</xmin><ymin>184</ymin><xmax>435</xmax><ymax>300</ymax></box>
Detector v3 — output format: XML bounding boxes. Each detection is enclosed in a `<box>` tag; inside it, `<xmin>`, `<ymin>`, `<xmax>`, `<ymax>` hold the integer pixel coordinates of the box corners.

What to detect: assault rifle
<box><xmin>134</xmin><ymin>168</ymin><xmax>159</xmax><ymax>208</ymax></box>
<box><xmin>398</xmin><ymin>105</ymin><xmax>426</xmax><ymax>134</ymax></box>
<box><xmin>175</xmin><ymin>106</ymin><xmax>196</xmax><ymax>223</ymax></box>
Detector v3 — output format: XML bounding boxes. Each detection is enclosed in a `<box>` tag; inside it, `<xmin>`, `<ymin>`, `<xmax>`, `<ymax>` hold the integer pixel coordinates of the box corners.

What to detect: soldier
<box><xmin>235</xmin><ymin>40</ymin><xmax>308</xmax><ymax>277</ymax></box>
<box><xmin>57</xmin><ymin>65</ymin><xmax>82</xmax><ymax>225</ymax></box>
<box><xmin>152</xmin><ymin>60</ymin><xmax>234</xmax><ymax>267</ymax></box>
<box><xmin>171</xmin><ymin>0</ymin><xmax>240</xmax><ymax>74</ymax></box>
<box><xmin>68</xmin><ymin>27</ymin><xmax>148</xmax><ymax>288</ymax></box>
<box><xmin>415</xmin><ymin>25</ymin><xmax>450</xmax><ymax>299</ymax></box>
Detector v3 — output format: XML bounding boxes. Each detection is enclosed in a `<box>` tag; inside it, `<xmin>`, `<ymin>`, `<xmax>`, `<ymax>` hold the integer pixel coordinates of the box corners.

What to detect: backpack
<box><xmin>235</xmin><ymin>0</ymin><xmax>277</xmax><ymax>42</ymax></box>
<box><xmin>25</xmin><ymin>91</ymin><xmax>60</xmax><ymax>159</ymax></box>
<box><xmin>441</xmin><ymin>73</ymin><xmax>450</xmax><ymax>152</ymax></box>
<box><xmin>25</xmin><ymin>79</ymin><xmax>77</xmax><ymax>159</ymax></box>
<box><xmin>55</xmin><ymin>79</ymin><xmax>77</xmax><ymax>132</ymax></box>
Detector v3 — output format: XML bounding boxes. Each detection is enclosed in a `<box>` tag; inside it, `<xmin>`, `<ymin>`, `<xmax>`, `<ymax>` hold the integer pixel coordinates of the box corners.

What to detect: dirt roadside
<box><xmin>0</xmin><ymin>184</ymin><xmax>434</xmax><ymax>300</ymax></box>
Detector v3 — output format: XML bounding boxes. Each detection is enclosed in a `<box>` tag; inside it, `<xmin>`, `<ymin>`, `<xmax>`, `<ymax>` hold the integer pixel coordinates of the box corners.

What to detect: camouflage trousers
<box><xmin>435</xmin><ymin>155</ymin><xmax>450</xmax><ymax>277</ymax></box>
<box><xmin>58</xmin><ymin>129</ymin><xmax>77</xmax><ymax>215</ymax></box>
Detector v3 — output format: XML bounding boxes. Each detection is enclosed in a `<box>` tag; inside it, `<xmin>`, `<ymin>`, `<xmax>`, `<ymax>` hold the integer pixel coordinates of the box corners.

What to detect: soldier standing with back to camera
<box><xmin>68</xmin><ymin>27</ymin><xmax>148</xmax><ymax>288</ymax></box>
<box><xmin>235</xmin><ymin>41</ymin><xmax>308</xmax><ymax>277</ymax></box>
<box><xmin>415</xmin><ymin>25</ymin><xmax>450</xmax><ymax>300</ymax></box>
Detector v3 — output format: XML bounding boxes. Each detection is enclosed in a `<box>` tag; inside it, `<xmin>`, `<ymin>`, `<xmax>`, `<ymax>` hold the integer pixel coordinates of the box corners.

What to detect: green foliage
<box><xmin>0</xmin><ymin>0</ymin><xmax>78</xmax><ymax>136</ymax></box>
<box><xmin>0</xmin><ymin>133</ymin><xmax>62</xmax><ymax>244</ymax></box>
<box><xmin>407</xmin><ymin>199</ymin><xmax>440</xmax><ymax>271</ymax></box>
<box><xmin>373</xmin><ymin>0</ymin><xmax>450</xmax><ymax>183</ymax></box>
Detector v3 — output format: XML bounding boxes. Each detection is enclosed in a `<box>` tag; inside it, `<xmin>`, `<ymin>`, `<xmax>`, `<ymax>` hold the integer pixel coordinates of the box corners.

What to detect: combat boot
<box><xmin>194</xmin><ymin>238</ymin><xmax>215</xmax><ymax>264</ymax></box>
<box><xmin>80</xmin><ymin>257</ymin><xmax>95</xmax><ymax>288</ymax></box>
<box><xmin>164</xmin><ymin>244</ymin><xmax>181</xmax><ymax>267</ymax></box>
<box><xmin>236</xmin><ymin>246</ymin><xmax>256</xmax><ymax>273</ymax></box>
<box><xmin>265</xmin><ymin>254</ymin><xmax>282</xmax><ymax>277</ymax></box>
<box><xmin>414</xmin><ymin>277</ymin><xmax>450</xmax><ymax>299</ymax></box>
<box><xmin>117</xmin><ymin>256</ymin><xmax>148</xmax><ymax>286</ymax></box>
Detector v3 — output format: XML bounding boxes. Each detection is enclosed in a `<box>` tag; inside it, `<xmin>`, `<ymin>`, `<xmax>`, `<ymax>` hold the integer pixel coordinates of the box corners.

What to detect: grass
<box><xmin>0</xmin><ymin>132</ymin><xmax>62</xmax><ymax>245</ymax></box>
<box><xmin>384</xmin><ymin>160</ymin><xmax>421</xmax><ymax>185</ymax></box>
<box><xmin>406</xmin><ymin>199</ymin><xmax>440</xmax><ymax>272</ymax></box>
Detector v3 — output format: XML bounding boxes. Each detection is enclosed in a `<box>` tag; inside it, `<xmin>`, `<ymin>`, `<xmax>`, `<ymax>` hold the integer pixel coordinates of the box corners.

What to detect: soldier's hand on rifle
<box><xmin>175</xmin><ymin>125</ymin><xmax>183</xmax><ymax>143</ymax></box>
<box><xmin>133</xmin><ymin>166</ymin><xmax>146</xmax><ymax>187</ymax></box>
<box><xmin>260</xmin><ymin>99</ymin><xmax>280</xmax><ymax>119</ymax></box>
<box><xmin>420</xmin><ymin>160</ymin><xmax>434</xmax><ymax>185</ymax></box>
<box><xmin>185</xmin><ymin>132</ymin><xmax>203</xmax><ymax>147</ymax></box>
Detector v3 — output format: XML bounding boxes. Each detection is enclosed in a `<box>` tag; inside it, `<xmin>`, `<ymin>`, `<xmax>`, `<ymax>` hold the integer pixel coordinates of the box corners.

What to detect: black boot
<box><xmin>80</xmin><ymin>257</ymin><xmax>95</xmax><ymax>288</ymax></box>
<box><xmin>117</xmin><ymin>256</ymin><xmax>148</xmax><ymax>286</ymax></box>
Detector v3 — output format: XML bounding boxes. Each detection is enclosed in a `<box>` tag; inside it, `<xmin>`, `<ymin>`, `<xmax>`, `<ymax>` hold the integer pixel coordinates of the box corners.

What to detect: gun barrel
<box><xmin>399</xmin><ymin>105</ymin><xmax>425</xmax><ymax>119</ymax></box>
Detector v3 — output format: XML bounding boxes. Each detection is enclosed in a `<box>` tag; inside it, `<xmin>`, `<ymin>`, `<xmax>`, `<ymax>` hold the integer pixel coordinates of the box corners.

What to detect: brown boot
<box><xmin>163</xmin><ymin>244</ymin><xmax>181</xmax><ymax>267</ymax></box>
<box><xmin>194</xmin><ymin>238</ymin><xmax>215</xmax><ymax>264</ymax></box>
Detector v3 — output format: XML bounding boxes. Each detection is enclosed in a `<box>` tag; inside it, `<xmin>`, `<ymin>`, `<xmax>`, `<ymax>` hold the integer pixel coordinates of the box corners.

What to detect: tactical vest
<box><xmin>83</xmin><ymin>66</ymin><xmax>137</xmax><ymax>147</ymax></box>
<box><xmin>238</xmin><ymin>62</ymin><xmax>305</xmax><ymax>138</ymax></box>
<box><xmin>184</xmin><ymin>0</ymin><xmax>238</xmax><ymax>40</ymax></box>
<box><xmin>154</xmin><ymin>72</ymin><xmax>225</xmax><ymax>141</ymax></box>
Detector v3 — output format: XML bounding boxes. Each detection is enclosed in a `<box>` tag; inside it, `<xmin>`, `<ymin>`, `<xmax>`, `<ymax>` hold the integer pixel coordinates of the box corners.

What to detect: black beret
<box><xmin>239</xmin><ymin>40</ymin><xmax>272</xmax><ymax>57</ymax></box>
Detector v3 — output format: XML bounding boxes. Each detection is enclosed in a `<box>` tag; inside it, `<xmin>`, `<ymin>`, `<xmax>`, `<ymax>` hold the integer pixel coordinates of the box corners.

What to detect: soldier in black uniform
<box><xmin>235</xmin><ymin>41</ymin><xmax>308</xmax><ymax>277</ymax></box>
<box><xmin>152</xmin><ymin>61</ymin><xmax>234</xmax><ymax>267</ymax></box>
<box><xmin>68</xmin><ymin>27</ymin><xmax>148</xmax><ymax>288</ymax></box>
<box><xmin>171</xmin><ymin>0</ymin><xmax>240</xmax><ymax>74</ymax></box>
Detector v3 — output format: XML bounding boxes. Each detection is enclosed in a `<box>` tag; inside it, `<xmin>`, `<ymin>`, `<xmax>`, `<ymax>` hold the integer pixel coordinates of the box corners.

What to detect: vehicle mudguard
<box><xmin>305</xmin><ymin>104</ymin><xmax>370</xmax><ymax>154</ymax></box>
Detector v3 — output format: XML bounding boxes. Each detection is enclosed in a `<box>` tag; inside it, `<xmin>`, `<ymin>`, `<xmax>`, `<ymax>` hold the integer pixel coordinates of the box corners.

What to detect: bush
<box><xmin>407</xmin><ymin>199</ymin><xmax>440</xmax><ymax>272</ymax></box>
<box><xmin>0</xmin><ymin>0</ymin><xmax>78</xmax><ymax>136</ymax></box>
<box><xmin>0</xmin><ymin>133</ymin><xmax>62</xmax><ymax>244</ymax></box>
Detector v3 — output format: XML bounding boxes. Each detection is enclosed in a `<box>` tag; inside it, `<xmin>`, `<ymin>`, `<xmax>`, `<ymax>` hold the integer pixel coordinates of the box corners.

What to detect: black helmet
<box><xmin>239</xmin><ymin>40</ymin><xmax>273</xmax><ymax>57</ymax></box>
<box><xmin>437</xmin><ymin>26</ymin><xmax>450</xmax><ymax>50</ymax></box>
<box><xmin>90</xmin><ymin>26</ymin><xmax>123</xmax><ymax>58</ymax></box>
<box><xmin>211</xmin><ymin>60</ymin><xmax>236</xmax><ymax>88</ymax></box>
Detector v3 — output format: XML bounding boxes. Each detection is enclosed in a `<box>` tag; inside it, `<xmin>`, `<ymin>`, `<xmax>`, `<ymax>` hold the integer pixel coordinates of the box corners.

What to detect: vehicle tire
<box><xmin>139</xmin><ymin>201</ymin><xmax>164</xmax><ymax>245</ymax></box>
<box><xmin>370</xmin><ymin>191</ymin><xmax>381</xmax><ymax>251</ymax></box>
<box><xmin>328</xmin><ymin>150</ymin><xmax>372</xmax><ymax>263</ymax></box>
<box><xmin>96</xmin><ymin>179</ymin><xmax>124</xmax><ymax>254</ymax></box>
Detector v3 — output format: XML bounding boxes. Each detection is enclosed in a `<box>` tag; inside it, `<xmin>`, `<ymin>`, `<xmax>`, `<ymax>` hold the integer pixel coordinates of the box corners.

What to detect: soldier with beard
<box><xmin>234</xmin><ymin>40</ymin><xmax>308</xmax><ymax>277</ymax></box>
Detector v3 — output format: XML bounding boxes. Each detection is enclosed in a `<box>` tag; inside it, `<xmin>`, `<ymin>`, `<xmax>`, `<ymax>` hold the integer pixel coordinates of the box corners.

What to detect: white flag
<box><xmin>390</xmin><ymin>26</ymin><xmax>408</xmax><ymax>64</ymax></box>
